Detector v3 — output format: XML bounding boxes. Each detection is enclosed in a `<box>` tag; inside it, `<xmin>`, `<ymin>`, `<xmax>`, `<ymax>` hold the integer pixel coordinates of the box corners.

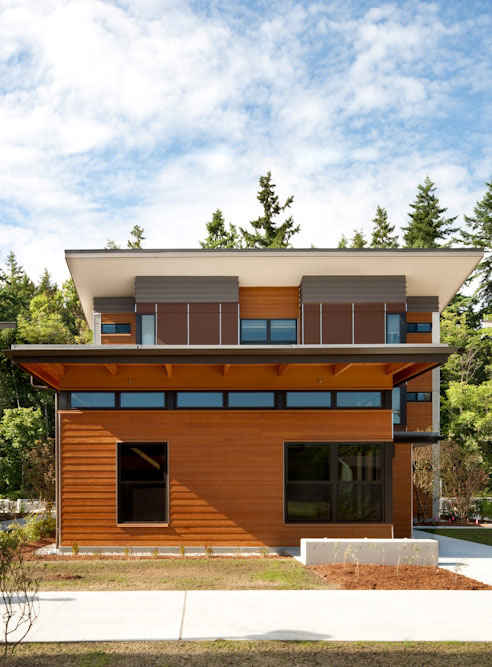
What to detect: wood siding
<box><xmin>59</xmin><ymin>409</ymin><xmax>395</xmax><ymax>547</ymax></box>
<box><xmin>392</xmin><ymin>443</ymin><xmax>412</xmax><ymax>538</ymax></box>
<box><xmin>406</xmin><ymin>403</ymin><xmax>433</xmax><ymax>431</ymax></box>
<box><xmin>101</xmin><ymin>314</ymin><xmax>136</xmax><ymax>345</ymax></box>
<box><xmin>239</xmin><ymin>287</ymin><xmax>299</xmax><ymax>319</ymax></box>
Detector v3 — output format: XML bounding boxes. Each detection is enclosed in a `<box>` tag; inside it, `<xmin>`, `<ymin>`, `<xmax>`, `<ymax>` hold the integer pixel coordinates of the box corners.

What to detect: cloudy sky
<box><xmin>1</xmin><ymin>0</ymin><xmax>491</xmax><ymax>283</ymax></box>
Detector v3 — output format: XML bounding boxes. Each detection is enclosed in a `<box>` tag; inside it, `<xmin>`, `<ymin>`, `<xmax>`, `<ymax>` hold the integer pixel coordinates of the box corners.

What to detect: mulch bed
<box><xmin>311</xmin><ymin>563</ymin><xmax>492</xmax><ymax>590</ymax></box>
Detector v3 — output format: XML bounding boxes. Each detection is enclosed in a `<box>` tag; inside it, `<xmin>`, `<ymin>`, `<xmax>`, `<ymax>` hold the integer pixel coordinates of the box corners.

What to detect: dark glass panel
<box><xmin>286</xmin><ymin>392</ymin><xmax>331</xmax><ymax>408</ymax></box>
<box><xmin>120</xmin><ymin>392</ymin><xmax>165</xmax><ymax>408</ymax></box>
<box><xmin>70</xmin><ymin>392</ymin><xmax>115</xmax><ymax>408</ymax></box>
<box><xmin>119</xmin><ymin>484</ymin><xmax>167</xmax><ymax>523</ymax></box>
<box><xmin>120</xmin><ymin>444</ymin><xmax>167</xmax><ymax>482</ymax></box>
<box><xmin>177</xmin><ymin>392</ymin><xmax>223</xmax><ymax>408</ymax></box>
<box><xmin>228</xmin><ymin>392</ymin><xmax>275</xmax><ymax>408</ymax></box>
<box><xmin>386</xmin><ymin>313</ymin><xmax>402</xmax><ymax>343</ymax></box>
<box><xmin>241</xmin><ymin>319</ymin><xmax>267</xmax><ymax>343</ymax></box>
<box><xmin>286</xmin><ymin>482</ymin><xmax>331</xmax><ymax>522</ymax></box>
<box><xmin>392</xmin><ymin>387</ymin><xmax>401</xmax><ymax>425</ymax></box>
<box><xmin>287</xmin><ymin>443</ymin><xmax>331</xmax><ymax>481</ymax></box>
<box><xmin>101</xmin><ymin>323</ymin><xmax>116</xmax><ymax>334</ymax></box>
<box><xmin>417</xmin><ymin>392</ymin><xmax>432</xmax><ymax>402</ymax></box>
<box><xmin>336</xmin><ymin>392</ymin><xmax>382</xmax><ymax>408</ymax></box>
<box><xmin>406</xmin><ymin>392</ymin><xmax>417</xmax><ymax>402</ymax></box>
<box><xmin>102</xmin><ymin>323</ymin><xmax>131</xmax><ymax>334</ymax></box>
<box><xmin>337</xmin><ymin>483</ymin><xmax>383</xmax><ymax>522</ymax></box>
<box><xmin>270</xmin><ymin>319</ymin><xmax>297</xmax><ymax>343</ymax></box>
<box><xmin>338</xmin><ymin>444</ymin><xmax>381</xmax><ymax>482</ymax></box>
<box><xmin>417</xmin><ymin>323</ymin><xmax>432</xmax><ymax>333</ymax></box>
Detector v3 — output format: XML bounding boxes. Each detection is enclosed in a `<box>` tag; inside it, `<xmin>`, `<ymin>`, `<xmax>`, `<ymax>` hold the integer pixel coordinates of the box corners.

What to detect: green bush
<box><xmin>476</xmin><ymin>498</ymin><xmax>492</xmax><ymax>520</ymax></box>
<box><xmin>21</xmin><ymin>514</ymin><xmax>56</xmax><ymax>543</ymax></box>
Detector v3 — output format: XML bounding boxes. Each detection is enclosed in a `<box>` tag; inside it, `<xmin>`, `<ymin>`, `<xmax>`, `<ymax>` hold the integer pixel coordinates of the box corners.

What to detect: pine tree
<box><xmin>0</xmin><ymin>252</ymin><xmax>35</xmax><ymax>321</ymax></box>
<box><xmin>338</xmin><ymin>235</ymin><xmax>349</xmax><ymax>248</ymax></box>
<box><xmin>371</xmin><ymin>206</ymin><xmax>398</xmax><ymax>248</ymax></box>
<box><xmin>461</xmin><ymin>180</ymin><xmax>492</xmax><ymax>310</ymax></box>
<box><xmin>127</xmin><ymin>225</ymin><xmax>145</xmax><ymax>249</ymax></box>
<box><xmin>402</xmin><ymin>177</ymin><xmax>457</xmax><ymax>247</ymax></box>
<box><xmin>200</xmin><ymin>209</ymin><xmax>240</xmax><ymax>249</ymax></box>
<box><xmin>37</xmin><ymin>269</ymin><xmax>57</xmax><ymax>296</ymax></box>
<box><xmin>105</xmin><ymin>240</ymin><xmax>121</xmax><ymax>249</ymax></box>
<box><xmin>240</xmin><ymin>172</ymin><xmax>299</xmax><ymax>248</ymax></box>
<box><xmin>351</xmin><ymin>229</ymin><xmax>367</xmax><ymax>248</ymax></box>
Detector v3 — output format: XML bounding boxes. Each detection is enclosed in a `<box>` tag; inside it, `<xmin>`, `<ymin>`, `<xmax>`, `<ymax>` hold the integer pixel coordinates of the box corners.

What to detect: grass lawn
<box><xmin>420</xmin><ymin>528</ymin><xmax>492</xmax><ymax>547</ymax></box>
<box><xmin>9</xmin><ymin>640</ymin><xmax>492</xmax><ymax>666</ymax></box>
<box><xmin>31</xmin><ymin>557</ymin><xmax>331</xmax><ymax>591</ymax></box>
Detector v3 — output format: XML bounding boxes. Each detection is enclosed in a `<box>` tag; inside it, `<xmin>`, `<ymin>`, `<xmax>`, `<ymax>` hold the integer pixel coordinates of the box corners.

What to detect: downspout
<box><xmin>431</xmin><ymin>311</ymin><xmax>441</xmax><ymax>520</ymax></box>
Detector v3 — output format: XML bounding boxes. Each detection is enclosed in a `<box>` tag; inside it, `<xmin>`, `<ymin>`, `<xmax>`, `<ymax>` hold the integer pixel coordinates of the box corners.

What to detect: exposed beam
<box><xmin>222</xmin><ymin>364</ymin><xmax>231</xmax><ymax>376</ymax></box>
<box><xmin>50</xmin><ymin>363</ymin><xmax>65</xmax><ymax>376</ymax></box>
<box><xmin>394</xmin><ymin>362</ymin><xmax>436</xmax><ymax>386</ymax></box>
<box><xmin>277</xmin><ymin>363</ymin><xmax>290</xmax><ymax>375</ymax></box>
<box><xmin>333</xmin><ymin>363</ymin><xmax>352</xmax><ymax>376</ymax></box>
<box><xmin>386</xmin><ymin>362</ymin><xmax>413</xmax><ymax>376</ymax></box>
<box><xmin>105</xmin><ymin>364</ymin><xmax>118</xmax><ymax>376</ymax></box>
<box><xmin>164</xmin><ymin>364</ymin><xmax>173</xmax><ymax>377</ymax></box>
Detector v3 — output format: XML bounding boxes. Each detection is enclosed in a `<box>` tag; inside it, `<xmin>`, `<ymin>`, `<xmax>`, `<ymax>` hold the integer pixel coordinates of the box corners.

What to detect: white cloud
<box><xmin>0</xmin><ymin>0</ymin><xmax>490</xmax><ymax>284</ymax></box>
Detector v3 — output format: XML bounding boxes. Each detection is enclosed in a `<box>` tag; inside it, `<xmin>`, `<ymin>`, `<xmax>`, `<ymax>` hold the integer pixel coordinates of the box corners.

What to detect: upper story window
<box><xmin>240</xmin><ymin>319</ymin><xmax>297</xmax><ymax>344</ymax></box>
<box><xmin>136</xmin><ymin>314</ymin><xmax>156</xmax><ymax>345</ymax></box>
<box><xmin>407</xmin><ymin>392</ymin><xmax>432</xmax><ymax>402</ymax></box>
<box><xmin>386</xmin><ymin>313</ymin><xmax>406</xmax><ymax>344</ymax></box>
<box><xmin>101</xmin><ymin>323</ymin><xmax>131</xmax><ymax>334</ymax></box>
<box><xmin>407</xmin><ymin>322</ymin><xmax>432</xmax><ymax>334</ymax></box>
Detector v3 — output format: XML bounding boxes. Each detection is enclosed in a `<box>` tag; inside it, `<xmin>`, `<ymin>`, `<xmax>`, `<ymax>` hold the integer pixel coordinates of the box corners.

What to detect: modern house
<box><xmin>4</xmin><ymin>248</ymin><xmax>482</xmax><ymax>552</ymax></box>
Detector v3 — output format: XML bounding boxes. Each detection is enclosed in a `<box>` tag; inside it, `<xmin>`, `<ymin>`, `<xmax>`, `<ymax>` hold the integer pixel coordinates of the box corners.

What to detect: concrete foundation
<box><xmin>300</xmin><ymin>538</ymin><xmax>438</xmax><ymax>566</ymax></box>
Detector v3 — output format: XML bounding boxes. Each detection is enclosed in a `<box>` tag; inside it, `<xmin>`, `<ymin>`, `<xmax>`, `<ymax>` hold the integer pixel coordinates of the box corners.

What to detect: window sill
<box><xmin>117</xmin><ymin>523</ymin><xmax>169</xmax><ymax>528</ymax></box>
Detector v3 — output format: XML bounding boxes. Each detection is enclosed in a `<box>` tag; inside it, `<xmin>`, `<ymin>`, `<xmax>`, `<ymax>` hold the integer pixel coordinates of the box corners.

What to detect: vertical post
<box><xmin>219</xmin><ymin>303</ymin><xmax>222</xmax><ymax>346</ymax></box>
<box><xmin>93</xmin><ymin>313</ymin><xmax>101</xmax><ymax>345</ymax></box>
<box><xmin>431</xmin><ymin>310</ymin><xmax>441</xmax><ymax>519</ymax></box>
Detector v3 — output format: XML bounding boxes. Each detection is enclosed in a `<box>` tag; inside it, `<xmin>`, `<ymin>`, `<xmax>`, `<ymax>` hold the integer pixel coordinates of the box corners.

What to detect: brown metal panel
<box><xmin>303</xmin><ymin>303</ymin><xmax>320</xmax><ymax>344</ymax></box>
<box><xmin>189</xmin><ymin>303</ymin><xmax>220</xmax><ymax>345</ymax></box>
<box><xmin>157</xmin><ymin>304</ymin><xmax>187</xmax><ymax>345</ymax></box>
<box><xmin>354</xmin><ymin>303</ymin><xmax>385</xmax><ymax>344</ymax></box>
<box><xmin>136</xmin><ymin>303</ymin><xmax>155</xmax><ymax>314</ymax></box>
<box><xmin>322</xmin><ymin>303</ymin><xmax>352</xmax><ymax>344</ymax></box>
<box><xmin>386</xmin><ymin>302</ymin><xmax>406</xmax><ymax>313</ymax></box>
<box><xmin>221</xmin><ymin>303</ymin><xmax>238</xmax><ymax>345</ymax></box>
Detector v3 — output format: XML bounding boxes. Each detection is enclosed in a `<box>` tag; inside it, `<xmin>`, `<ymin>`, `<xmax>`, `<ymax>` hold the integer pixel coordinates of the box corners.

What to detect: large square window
<box><xmin>118</xmin><ymin>443</ymin><xmax>167</xmax><ymax>523</ymax></box>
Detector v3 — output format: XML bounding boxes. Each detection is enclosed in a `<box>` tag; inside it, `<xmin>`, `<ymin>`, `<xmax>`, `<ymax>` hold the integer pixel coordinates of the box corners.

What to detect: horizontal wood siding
<box><xmin>406</xmin><ymin>403</ymin><xmax>432</xmax><ymax>431</ymax></box>
<box><xmin>101</xmin><ymin>314</ymin><xmax>136</xmax><ymax>345</ymax></box>
<box><xmin>392</xmin><ymin>443</ymin><xmax>412</xmax><ymax>538</ymax></box>
<box><xmin>239</xmin><ymin>287</ymin><xmax>299</xmax><ymax>319</ymax></box>
<box><xmin>59</xmin><ymin>409</ymin><xmax>393</xmax><ymax>547</ymax></box>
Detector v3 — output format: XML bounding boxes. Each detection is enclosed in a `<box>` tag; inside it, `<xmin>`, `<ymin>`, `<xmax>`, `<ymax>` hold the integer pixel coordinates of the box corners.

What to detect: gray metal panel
<box><xmin>93</xmin><ymin>297</ymin><xmax>135</xmax><ymax>313</ymax></box>
<box><xmin>407</xmin><ymin>296</ymin><xmax>439</xmax><ymax>312</ymax></box>
<box><xmin>300</xmin><ymin>275</ymin><xmax>406</xmax><ymax>303</ymax></box>
<box><xmin>135</xmin><ymin>276</ymin><xmax>239</xmax><ymax>303</ymax></box>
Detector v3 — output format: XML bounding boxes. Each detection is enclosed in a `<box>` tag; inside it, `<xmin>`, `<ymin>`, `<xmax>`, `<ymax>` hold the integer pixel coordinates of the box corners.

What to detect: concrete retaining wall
<box><xmin>300</xmin><ymin>538</ymin><xmax>438</xmax><ymax>566</ymax></box>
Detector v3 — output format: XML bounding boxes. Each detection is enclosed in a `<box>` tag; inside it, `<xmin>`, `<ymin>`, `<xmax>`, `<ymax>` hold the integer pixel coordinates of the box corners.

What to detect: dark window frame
<box><xmin>117</xmin><ymin>442</ymin><xmax>169</xmax><ymax>525</ymax></box>
<box><xmin>285</xmin><ymin>391</ymin><xmax>332</xmax><ymax>409</ymax></box>
<box><xmin>119</xmin><ymin>392</ymin><xmax>166</xmax><ymax>410</ymax></box>
<box><xmin>240</xmin><ymin>318</ymin><xmax>298</xmax><ymax>345</ymax></box>
<box><xmin>334</xmin><ymin>391</ymin><xmax>383</xmax><ymax>409</ymax></box>
<box><xmin>407</xmin><ymin>322</ymin><xmax>432</xmax><ymax>334</ymax></box>
<box><xmin>385</xmin><ymin>313</ymin><xmax>407</xmax><ymax>344</ymax></box>
<box><xmin>406</xmin><ymin>391</ymin><xmax>432</xmax><ymax>402</ymax></box>
<box><xmin>69</xmin><ymin>391</ymin><xmax>117</xmax><ymax>410</ymax></box>
<box><xmin>101</xmin><ymin>323</ymin><xmax>132</xmax><ymax>335</ymax></box>
<box><xmin>136</xmin><ymin>313</ymin><xmax>156</xmax><ymax>345</ymax></box>
<box><xmin>284</xmin><ymin>441</ymin><xmax>392</xmax><ymax>524</ymax></box>
<box><xmin>176</xmin><ymin>391</ymin><xmax>225</xmax><ymax>409</ymax></box>
<box><xmin>392</xmin><ymin>386</ymin><xmax>407</xmax><ymax>426</ymax></box>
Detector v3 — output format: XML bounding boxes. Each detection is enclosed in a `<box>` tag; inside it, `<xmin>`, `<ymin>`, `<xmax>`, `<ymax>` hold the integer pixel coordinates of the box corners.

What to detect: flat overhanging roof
<box><xmin>65</xmin><ymin>248</ymin><xmax>483</xmax><ymax>323</ymax></box>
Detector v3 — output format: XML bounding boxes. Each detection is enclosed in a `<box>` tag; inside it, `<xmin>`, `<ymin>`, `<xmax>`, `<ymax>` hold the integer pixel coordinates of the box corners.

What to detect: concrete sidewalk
<box><xmin>10</xmin><ymin>590</ymin><xmax>492</xmax><ymax>642</ymax></box>
<box><xmin>413</xmin><ymin>529</ymin><xmax>492</xmax><ymax>586</ymax></box>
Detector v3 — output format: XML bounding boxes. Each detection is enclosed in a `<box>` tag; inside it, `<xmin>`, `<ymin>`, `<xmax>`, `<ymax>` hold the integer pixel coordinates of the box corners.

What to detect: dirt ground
<box><xmin>311</xmin><ymin>563</ymin><xmax>492</xmax><ymax>590</ymax></box>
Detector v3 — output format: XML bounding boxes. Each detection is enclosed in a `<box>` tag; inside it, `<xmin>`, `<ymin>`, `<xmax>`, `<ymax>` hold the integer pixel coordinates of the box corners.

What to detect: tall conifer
<box><xmin>200</xmin><ymin>209</ymin><xmax>240</xmax><ymax>249</ymax></box>
<box><xmin>461</xmin><ymin>180</ymin><xmax>492</xmax><ymax>310</ymax></box>
<box><xmin>371</xmin><ymin>206</ymin><xmax>398</xmax><ymax>248</ymax></box>
<box><xmin>403</xmin><ymin>177</ymin><xmax>457</xmax><ymax>247</ymax></box>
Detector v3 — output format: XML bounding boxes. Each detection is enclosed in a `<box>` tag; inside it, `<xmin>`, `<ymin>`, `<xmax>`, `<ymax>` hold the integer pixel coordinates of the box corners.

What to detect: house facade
<box><xmin>5</xmin><ymin>248</ymin><xmax>482</xmax><ymax>551</ymax></box>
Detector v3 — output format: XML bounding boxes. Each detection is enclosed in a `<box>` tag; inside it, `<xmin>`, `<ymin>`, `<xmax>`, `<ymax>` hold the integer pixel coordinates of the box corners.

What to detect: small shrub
<box><xmin>261</xmin><ymin>546</ymin><xmax>269</xmax><ymax>558</ymax></box>
<box><xmin>123</xmin><ymin>547</ymin><xmax>133</xmax><ymax>557</ymax></box>
<box><xmin>179</xmin><ymin>543</ymin><xmax>186</xmax><ymax>557</ymax></box>
<box><xmin>152</xmin><ymin>548</ymin><xmax>159</xmax><ymax>558</ymax></box>
<box><xmin>94</xmin><ymin>549</ymin><xmax>102</xmax><ymax>559</ymax></box>
<box><xmin>235</xmin><ymin>546</ymin><xmax>242</xmax><ymax>558</ymax></box>
<box><xmin>205</xmin><ymin>544</ymin><xmax>213</xmax><ymax>558</ymax></box>
<box><xmin>22</xmin><ymin>514</ymin><xmax>56</xmax><ymax>543</ymax></box>
<box><xmin>71</xmin><ymin>541</ymin><xmax>79</xmax><ymax>556</ymax></box>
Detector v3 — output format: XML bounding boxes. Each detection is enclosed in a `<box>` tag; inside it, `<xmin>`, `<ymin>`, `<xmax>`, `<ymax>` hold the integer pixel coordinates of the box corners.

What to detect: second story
<box><xmin>66</xmin><ymin>248</ymin><xmax>483</xmax><ymax>348</ymax></box>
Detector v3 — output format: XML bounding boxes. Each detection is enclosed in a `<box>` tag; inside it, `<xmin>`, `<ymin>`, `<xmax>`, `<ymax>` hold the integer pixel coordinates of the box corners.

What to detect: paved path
<box><xmin>8</xmin><ymin>590</ymin><xmax>492</xmax><ymax>643</ymax></box>
<box><xmin>413</xmin><ymin>529</ymin><xmax>492</xmax><ymax>586</ymax></box>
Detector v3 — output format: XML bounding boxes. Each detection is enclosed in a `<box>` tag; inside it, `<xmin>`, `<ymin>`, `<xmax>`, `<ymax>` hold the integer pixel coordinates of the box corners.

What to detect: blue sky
<box><xmin>0</xmin><ymin>0</ymin><xmax>491</xmax><ymax>282</ymax></box>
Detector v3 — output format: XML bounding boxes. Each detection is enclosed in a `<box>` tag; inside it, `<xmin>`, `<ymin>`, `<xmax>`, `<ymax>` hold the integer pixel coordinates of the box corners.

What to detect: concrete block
<box><xmin>300</xmin><ymin>538</ymin><xmax>438</xmax><ymax>566</ymax></box>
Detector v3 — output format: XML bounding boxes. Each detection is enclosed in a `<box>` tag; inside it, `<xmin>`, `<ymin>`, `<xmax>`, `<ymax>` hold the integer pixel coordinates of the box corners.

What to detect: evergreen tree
<box><xmin>127</xmin><ymin>225</ymin><xmax>145</xmax><ymax>249</ymax></box>
<box><xmin>240</xmin><ymin>172</ymin><xmax>299</xmax><ymax>248</ymax></box>
<box><xmin>200</xmin><ymin>209</ymin><xmax>240</xmax><ymax>249</ymax></box>
<box><xmin>402</xmin><ymin>177</ymin><xmax>457</xmax><ymax>247</ymax></box>
<box><xmin>0</xmin><ymin>252</ymin><xmax>35</xmax><ymax>321</ymax></box>
<box><xmin>461</xmin><ymin>180</ymin><xmax>492</xmax><ymax>310</ymax></box>
<box><xmin>37</xmin><ymin>269</ymin><xmax>57</xmax><ymax>296</ymax></box>
<box><xmin>338</xmin><ymin>235</ymin><xmax>349</xmax><ymax>248</ymax></box>
<box><xmin>371</xmin><ymin>206</ymin><xmax>398</xmax><ymax>248</ymax></box>
<box><xmin>105</xmin><ymin>240</ymin><xmax>120</xmax><ymax>249</ymax></box>
<box><xmin>351</xmin><ymin>229</ymin><xmax>367</xmax><ymax>248</ymax></box>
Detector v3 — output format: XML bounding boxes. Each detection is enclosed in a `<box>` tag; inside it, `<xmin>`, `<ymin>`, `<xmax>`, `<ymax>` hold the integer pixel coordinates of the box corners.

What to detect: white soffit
<box><xmin>65</xmin><ymin>249</ymin><xmax>483</xmax><ymax>324</ymax></box>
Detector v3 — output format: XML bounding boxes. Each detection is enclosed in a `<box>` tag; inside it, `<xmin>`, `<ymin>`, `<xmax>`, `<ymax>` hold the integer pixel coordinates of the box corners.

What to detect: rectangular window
<box><xmin>228</xmin><ymin>392</ymin><xmax>275</xmax><ymax>408</ymax></box>
<box><xmin>101</xmin><ymin>323</ymin><xmax>131</xmax><ymax>334</ymax></box>
<box><xmin>176</xmin><ymin>392</ymin><xmax>224</xmax><ymax>408</ymax></box>
<box><xmin>285</xmin><ymin>443</ymin><xmax>332</xmax><ymax>522</ymax></box>
<box><xmin>337</xmin><ymin>444</ymin><xmax>383</xmax><ymax>522</ymax></box>
<box><xmin>386</xmin><ymin>313</ymin><xmax>405</xmax><ymax>343</ymax></box>
<box><xmin>406</xmin><ymin>392</ymin><xmax>432</xmax><ymax>402</ymax></box>
<box><xmin>240</xmin><ymin>319</ymin><xmax>297</xmax><ymax>344</ymax></box>
<box><xmin>118</xmin><ymin>443</ymin><xmax>167</xmax><ymax>523</ymax></box>
<box><xmin>286</xmin><ymin>392</ymin><xmax>332</xmax><ymax>408</ymax></box>
<box><xmin>70</xmin><ymin>392</ymin><xmax>115</xmax><ymax>409</ymax></box>
<box><xmin>137</xmin><ymin>314</ymin><xmax>156</xmax><ymax>345</ymax></box>
<box><xmin>392</xmin><ymin>387</ymin><xmax>401</xmax><ymax>424</ymax></box>
<box><xmin>336</xmin><ymin>392</ymin><xmax>382</xmax><ymax>408</ymax></box>
<box><xmin>120</xmin><ymin>392</ymin><xmax>165</xmax><ymax>409</ymax></box>
<box><xmin>407</xmin><ymin>322</ymin><xmax>432</xmax><ymax>333</ymax></box>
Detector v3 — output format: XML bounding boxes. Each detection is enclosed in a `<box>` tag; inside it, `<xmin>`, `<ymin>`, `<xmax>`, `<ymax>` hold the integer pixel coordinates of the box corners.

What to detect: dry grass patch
<box><xmin>31</xmin><ymin>557</ymin><xmax>331</xmax><ymax>591</ymax></box>
<box><xmin>8</xmin><ymin>640</ymin><xmax>492</xmax><ymax>666</ymax></box>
